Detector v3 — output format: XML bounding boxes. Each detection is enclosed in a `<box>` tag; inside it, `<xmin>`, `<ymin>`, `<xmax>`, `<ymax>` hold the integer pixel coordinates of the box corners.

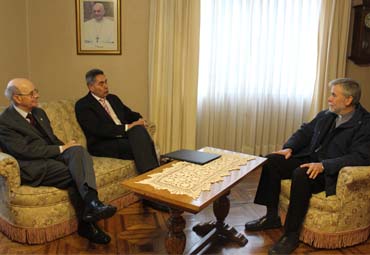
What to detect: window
<box><xmin>197</xmin><ymin>0</ymin><xmax>322</xmax><ymax>155</ymax></box>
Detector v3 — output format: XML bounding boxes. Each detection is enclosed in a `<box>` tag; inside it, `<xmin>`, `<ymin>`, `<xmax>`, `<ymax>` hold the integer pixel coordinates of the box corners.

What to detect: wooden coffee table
<box><xmin>122</xmin><ymin>149</ymin><xmax>266</xmax><ymax>254</ymax></box>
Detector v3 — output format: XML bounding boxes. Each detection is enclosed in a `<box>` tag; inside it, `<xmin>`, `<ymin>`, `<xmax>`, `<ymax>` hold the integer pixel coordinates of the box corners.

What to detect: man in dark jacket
<box><xmin>75</xmin><ymin>69</ymin><xmax>167</xmax><ymax>212</ymax></box>
<box><xmin>244</xmin><ymin>78</ymin><xmax>370</xmax><ymax>255</ymax></box>
<box><xmin>75</xmin><ymin>69</ymin><xmax>159</xmax><ymax>174</ymax></box>
<box><xmin>0</xmin><ymin>78</ymin><xmax>117</xmax><ymax>244</ymax></box>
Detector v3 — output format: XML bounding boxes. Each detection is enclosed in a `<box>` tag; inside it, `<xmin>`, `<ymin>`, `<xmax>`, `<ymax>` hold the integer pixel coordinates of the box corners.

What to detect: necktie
<box><xmin>26</xmin><ymin>113</ymin><xmax>36</xmax><ymax>126</ymax></box>
<box><xmin>99</xmin><ymin>98</ymin><xmax>111</xmax><ymax>116</ymax></box>
<box><xmin>26</xmin><ymin>113</ymin><xmax>53</xmax><ymax>144</ymax></box>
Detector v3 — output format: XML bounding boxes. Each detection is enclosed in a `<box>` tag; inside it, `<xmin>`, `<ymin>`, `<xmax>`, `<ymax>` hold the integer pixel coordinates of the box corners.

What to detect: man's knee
<box><xmin>260</xmin><ymin>154</ymin><xmax>286</xmax><ymax>178</ymax></box>
<box><xmin>266</xmin><ymin>153</ymin><xmax>286</xmax><ymax>162</ymax></box>
<box><xmin>67</xmin><ymin>145</ymin><xmax>86</xmax><ymax>154</ymax></box>
<box><xmin>264</xmin><ymin>153</ymin><xmax>286</xmax><ymax>169</ymax></box>
<box><xmin>64</xmin><ymin>145</ymin><xmax>91</xmax><ymax>159</ymax></box>
<box><xmin>127</xmin><ymin>125</ymin><xmax>152</xmax><ymax>142</ymax></box>
<box><xmin>128</xmin><ymin>125</ymin><xmax>147</xmax><ymax>134</ymax></box>
<box><xmin>291</xmin><ymin>167</ymin><xmax>309</xmax><ymax>182</ymax></box>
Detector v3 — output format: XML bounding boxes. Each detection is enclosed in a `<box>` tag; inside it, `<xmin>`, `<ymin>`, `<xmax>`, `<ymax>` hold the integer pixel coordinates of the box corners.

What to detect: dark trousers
<box><xmin>123</xmin><ymin>125</ymin><xmax>159</xmax><ymax>174</ymax></box>
<box><xmin>40</xmin><ymin>146</ymin><xmax>97</xmax><ymax>198</ymax></box>
<box><xmin>36</xmin><ymin>146</ymin><xmax>97</xmax><ymax>221</ymax></box>
<box><xmin>254</xmin><ymin>154</ymin><xmax>325</xmax><ymax>234</ymax></box>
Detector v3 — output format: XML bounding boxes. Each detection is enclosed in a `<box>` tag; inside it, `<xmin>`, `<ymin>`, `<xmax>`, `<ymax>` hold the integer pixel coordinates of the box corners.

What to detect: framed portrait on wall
<box><xmin>76</xmin><ymin>0</ymin><xmax>121</xmax><ymax>54</ymax></box>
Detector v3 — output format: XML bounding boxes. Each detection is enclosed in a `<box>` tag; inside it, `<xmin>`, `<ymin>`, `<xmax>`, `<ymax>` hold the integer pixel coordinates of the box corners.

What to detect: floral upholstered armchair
<box><xmin>279</xmin><ymin>166</ymin><xmax>370</xmax><ymax>248</ymax></box>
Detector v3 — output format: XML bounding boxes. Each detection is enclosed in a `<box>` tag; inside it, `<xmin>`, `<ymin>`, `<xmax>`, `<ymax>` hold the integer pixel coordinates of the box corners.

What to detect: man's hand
<box><xmin>272</xmin><ymin>148</ymin><xmax>292</xmax><ymax>159</ymax></box>
<box><xmin>300</xmin><ymin>162</ymin><xmax>324</xmax><ymax>179</ymax></box>
<box><xmin>127</xmin><ymin>118</ymin><xmax>146</xmax><ymax>129</ymax></box>
<box><xmin>61</xmin><ymin>140</ymin><xmax>81</xmax><ymax>152</ymax></box>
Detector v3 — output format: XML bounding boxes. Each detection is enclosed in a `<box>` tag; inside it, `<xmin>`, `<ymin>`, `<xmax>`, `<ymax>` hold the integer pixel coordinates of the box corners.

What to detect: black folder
<box><xmin>163</xmin><ymin>149</ymin><xmax>221</xmax><ymax>165</ymax></box>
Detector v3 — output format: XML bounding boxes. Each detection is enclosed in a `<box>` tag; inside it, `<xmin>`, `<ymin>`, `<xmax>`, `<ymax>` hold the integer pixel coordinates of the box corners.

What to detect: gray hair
<box><xmin>329</xmin><ymin>78</ymin><xmax>361</xmax><ymax>105</ymax></box>
<box><xmin>85</xmin><ymin>69</ymin><xmax>104</xmax><ymax>86</ymax></box>
<box><xmin>4</xmin><ymin>82</ymin><xmax>20</xmax><ymax>101</ymax></box>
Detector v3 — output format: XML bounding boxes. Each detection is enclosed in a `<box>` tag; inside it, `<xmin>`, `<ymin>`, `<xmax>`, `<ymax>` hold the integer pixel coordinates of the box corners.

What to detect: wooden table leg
<box><xmin>213</xmin><ymin>191</ymin><xmax>230</xmax><ymax>223</ymax></box>
<box><xmin>191</xmin><ymin>191</ymin><xmax>248</xmax><ymax>253</ymax></box>
<box><xmin>191</xmin><ymin>192</ymin><xmax>231</xmax><ymax>236</ymax></box>
<box><xmin>213</xmin><ymin>191</ymin><xmax>248</xmax><ymax>246</ymax></box>
<box><xmin>165</xmin><ymin>208</ymin><xmax>186</xmax><ymax>254</ymax></box>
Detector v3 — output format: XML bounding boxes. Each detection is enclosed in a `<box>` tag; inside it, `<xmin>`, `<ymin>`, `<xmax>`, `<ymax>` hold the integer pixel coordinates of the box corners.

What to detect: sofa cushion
<box><xmin>10</xmin><ymin>157</ymin><xmax>137</xmax><ymax>207</ymax></box>
<box><xmin>93</xmin><ymin>156</ymin><xmax>136</xmax><ymax>186</ymax></box>
<box><xmin>10</xmin><ymin>185</ymin><xmax>68</xmax><ymax>207</ymax></box>
<box><xmin>40</xmin><ymin>99</ymin><xmax>87</xmax><ymax>147</ymax></box>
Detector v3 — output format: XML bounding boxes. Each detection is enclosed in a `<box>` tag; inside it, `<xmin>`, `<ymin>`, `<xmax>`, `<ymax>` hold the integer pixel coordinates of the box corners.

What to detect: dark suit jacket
<box><xmin>283</xmin><ymin>104</ymin><xmax>370</xmax><ymax>196</ymax></box>
<box><xmin>75</xmin><ymin>93</ymin><xmax>142</xmax><ymax>157</ymax></box>
<box><xmin>0</xmin><ymin>106</ymin><xmax>63</xmax><ymax>186</ymax></box>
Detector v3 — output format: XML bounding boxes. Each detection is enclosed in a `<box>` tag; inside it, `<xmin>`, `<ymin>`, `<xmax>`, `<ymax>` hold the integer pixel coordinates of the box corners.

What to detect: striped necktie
<box><xmin>99</xmin><ymin>98</ymin><xmax>111</xmax><ymax>116</ymax></box>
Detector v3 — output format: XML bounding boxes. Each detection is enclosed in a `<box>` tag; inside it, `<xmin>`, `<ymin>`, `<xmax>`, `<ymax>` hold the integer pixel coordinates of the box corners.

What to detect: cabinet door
<box><xmin>349</xmin><ymin>6</ymin><xmax>370</xmax><ymax>65</ymax></box>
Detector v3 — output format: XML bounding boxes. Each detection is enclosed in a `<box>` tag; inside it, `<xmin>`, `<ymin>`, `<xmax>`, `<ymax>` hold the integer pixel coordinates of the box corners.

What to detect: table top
<box><xmin>122</xmin><ymin>149</ymin><xmax>266</xmax><ymax>214</ymax></box>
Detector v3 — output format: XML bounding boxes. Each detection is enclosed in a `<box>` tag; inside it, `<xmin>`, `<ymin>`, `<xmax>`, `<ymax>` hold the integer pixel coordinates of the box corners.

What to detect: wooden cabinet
<box><xmin>349</xmin><ymin>4</ymin><xmax>370</xmax><ymax>65</ymax></box>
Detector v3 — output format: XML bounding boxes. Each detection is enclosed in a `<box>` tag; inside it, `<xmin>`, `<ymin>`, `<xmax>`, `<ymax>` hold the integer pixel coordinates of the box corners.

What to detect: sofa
<box><xmin>0</xmin><ymin>99</ymin><xmax>155</xmax><ymax>244</ymax></box>
<box><xmin>279</xmin><ymin>166</ymin><xmax>370</xmax><ymax>249</ymax></box>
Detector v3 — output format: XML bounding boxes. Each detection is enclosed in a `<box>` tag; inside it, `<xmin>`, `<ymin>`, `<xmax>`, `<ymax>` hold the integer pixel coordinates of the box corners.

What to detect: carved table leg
<box><xmin>214</xmin><ymin>192</ymin><xmax>248</xmax><ymax>246</ymax></box>
<box><xmin>165</xmin><ymin>208</ymin><xmax>186</xmax><ymax>254</ymax></box>
<box><xmin>213</xmin><ymin>191</ymin><xmax>231</xmax><ymax>223</ymax></box>
<box><xmin>191</xmin><ymin>191</ymin><xmax>248</xmax><ymax>253</ymax></box>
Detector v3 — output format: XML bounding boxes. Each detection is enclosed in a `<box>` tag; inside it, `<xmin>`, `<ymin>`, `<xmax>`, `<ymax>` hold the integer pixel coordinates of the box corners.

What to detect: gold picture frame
<box><xmin>76</xmin><ymin>0</ymin><xmax>121</xmax><ymax>55</ymax></box>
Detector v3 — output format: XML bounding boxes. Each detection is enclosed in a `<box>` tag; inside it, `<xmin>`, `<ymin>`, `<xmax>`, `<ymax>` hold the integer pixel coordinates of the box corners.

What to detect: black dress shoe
<box><xmin>78</xmin><ymin>221</ymin><xmax>111</xmax><ymax>244</ymax></box>
<box><xmin>143</xmin><ymin>199</ymin><xmax>169</xmax><ymax>212</ymax></box>
<box><xmin>268</xmin><ymin>233</ymin><xmax>299</xmax><ymax>255</ymax></box>
<box><xmin>245</xmin><ymin>215</ymin><xmax>282</xmax><ymax>231</ymax></box>
<box><xmin>83</xmin><ymin>199</ymin><xmax>117</xmax><ymax>222</ymax></box>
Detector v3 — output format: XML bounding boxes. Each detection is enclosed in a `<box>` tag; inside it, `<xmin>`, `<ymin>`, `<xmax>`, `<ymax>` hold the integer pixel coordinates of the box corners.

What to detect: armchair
<box><xmin>279</xmin><ymin>166</ymin><xmax>370</xmax><ymax>248</ymax></box>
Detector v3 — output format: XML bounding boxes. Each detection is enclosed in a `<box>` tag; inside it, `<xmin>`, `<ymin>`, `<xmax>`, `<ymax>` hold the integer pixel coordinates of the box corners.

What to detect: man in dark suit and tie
<box><xmin>75</xmin><ymin>69</ymin><xmax>166</xmax><ymax>211</ymax></box>
<box><xmin>75</xmin><ymin>69</ymin><xmax>159</xmax><ymax>173</ymax></box>
<box><xmin>0</xmin><ymin>78</ymin><xmax>117</xmax><ymax>244</ymax></box>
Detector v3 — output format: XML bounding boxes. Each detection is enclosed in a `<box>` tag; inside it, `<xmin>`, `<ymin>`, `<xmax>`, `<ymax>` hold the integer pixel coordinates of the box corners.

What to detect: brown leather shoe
<box><xmin>245</xmin><ymin>215</ymin><xmax>282</xmax><ymax>231</ymax></box>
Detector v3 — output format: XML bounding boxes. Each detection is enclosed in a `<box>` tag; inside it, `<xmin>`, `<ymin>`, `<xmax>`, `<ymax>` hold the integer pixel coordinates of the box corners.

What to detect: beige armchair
<box><xmin>279</xmin><ymin>166</ymin><xmax>370</xmax><ymax>248</ymax></box>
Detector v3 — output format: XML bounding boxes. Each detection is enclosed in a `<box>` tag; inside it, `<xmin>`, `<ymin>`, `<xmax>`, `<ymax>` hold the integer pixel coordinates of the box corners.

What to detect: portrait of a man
<box><xmin>77</xmin><ymin>0</ymin><xmax>120</xmax><ymax>54</ymax></box>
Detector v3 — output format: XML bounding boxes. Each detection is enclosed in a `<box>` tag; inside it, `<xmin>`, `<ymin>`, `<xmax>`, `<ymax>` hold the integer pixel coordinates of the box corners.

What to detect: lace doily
<box><xmin>137</xmin><ymin>147</ymin><xmax>256</xmax><ymax>199</ymax></box>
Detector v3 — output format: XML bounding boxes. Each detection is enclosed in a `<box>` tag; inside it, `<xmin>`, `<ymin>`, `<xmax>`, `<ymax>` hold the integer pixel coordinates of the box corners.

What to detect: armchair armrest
<box><xmin>0</xmin><ymin>152</ymin><xmax>21</xmax><ymax>188</ymax></box>
<box><xmin>145</xmin><ymin>121</ymin><xmax>160</xmax><ymax>158</ymax></box>
<box><xmin>336</xmin><ymin>166</ymin><xmax>370</xmax><ymax>200</ymax></box>
<box><xmin>146</xmin><ymin>121</ymin><xmax>156</xmax><ymax>138</ymax></box>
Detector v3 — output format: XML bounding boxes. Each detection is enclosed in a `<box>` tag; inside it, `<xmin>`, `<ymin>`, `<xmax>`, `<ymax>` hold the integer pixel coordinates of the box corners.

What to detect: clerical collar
<box><xmin>335</xmin><ymin>110</ymin><xmax>355</xmax><ymax>127</ymax></box>
<box><xmin>13</xmin><ymin>105</ymin><xmax>29</xmax><ymax>119</ymax></box>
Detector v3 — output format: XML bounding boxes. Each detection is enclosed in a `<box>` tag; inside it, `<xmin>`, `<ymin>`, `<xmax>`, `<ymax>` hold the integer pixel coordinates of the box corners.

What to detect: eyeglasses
<box><xmin>16</xmin><ymin>89</ymin><xmax>39</xmax><ymax>98</ymax></box>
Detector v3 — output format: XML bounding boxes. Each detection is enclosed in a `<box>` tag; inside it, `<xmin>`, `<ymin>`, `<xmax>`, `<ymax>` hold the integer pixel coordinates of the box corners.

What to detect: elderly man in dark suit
<box><xmin>0</xmin><ymin>78</ymin><xmax>117</xmax><ymax>244</ymax></box>
<box><xmin>245</xmin><ymin>78</ymin><xmax>370</xmax><ymax>255</ymax></box>
<box><xmin>75</xmin><ymin>69</ymin><xmax>166</xmax><ymax>211</ymax></box>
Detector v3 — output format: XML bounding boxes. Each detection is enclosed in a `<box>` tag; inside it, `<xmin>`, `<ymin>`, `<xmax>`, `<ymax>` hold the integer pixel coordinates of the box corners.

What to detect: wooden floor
<box><xmin>1</xmin><ymin>168</ymin><xmax>370</xmax><ymax>254</ymax></box>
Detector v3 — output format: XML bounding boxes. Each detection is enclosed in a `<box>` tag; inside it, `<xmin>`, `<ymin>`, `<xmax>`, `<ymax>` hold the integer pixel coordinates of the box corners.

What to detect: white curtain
<box><xmin>309</xmin><ymin>0</ymin><xmax>351</xmax><ymax>118</ymax></box>
<box><xmin>149</xmin><ymin>0</ymin><xmax>200</xmax><ymax>154</ymax></box>
<box><xmin>197</xmin><ymin>0</ymin><xmax>322</xmax><ymax>155</ymax></box>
